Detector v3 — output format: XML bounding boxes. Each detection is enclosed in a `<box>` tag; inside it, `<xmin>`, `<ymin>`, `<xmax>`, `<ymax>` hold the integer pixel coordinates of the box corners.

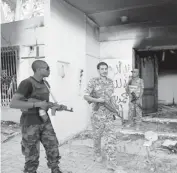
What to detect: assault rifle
<box><xmin>131</xmin><ymin>92</ymin><xmax>142</xmax><ymax>109</ymax></box>
<box><xmin>25</xmin><ymin>97</ymin><xmax>73</xmax><ymax>115</ymax></box>
<box><xmin>87</xmin><ymin>92</ymin><xmax>123</xmax><ymax>120</ymax></box>
<box><xmin>43</xmin><ymin>80</ymin><xmax>73</xmax><ymax>115</ymax></box>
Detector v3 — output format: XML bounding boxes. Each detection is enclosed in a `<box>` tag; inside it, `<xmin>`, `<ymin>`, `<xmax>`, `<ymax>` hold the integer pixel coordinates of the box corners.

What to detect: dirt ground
<box><xmin>1</xmin><ymin>121</ymin><xmax>177</xmax><ymax>173</ymax></box>
<box><xmin>74</xmin><ymin>130</ymin><xmax>177</xmax><ymax>173</ymax></box>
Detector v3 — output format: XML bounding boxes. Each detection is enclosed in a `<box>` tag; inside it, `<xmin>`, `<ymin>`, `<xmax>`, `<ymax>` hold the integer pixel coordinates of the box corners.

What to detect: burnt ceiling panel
<box><xmin>88</xmin><ymin>3</ymin><xmax>177</xmax><ymax>26</ymax></box>
<box><xmin>63</xmin><ymin>0</ymin><xmax>177</xmax><ymax>26</ymax></box>
<box><xmin>65</xmin><ymin>0</ymin><xmax>172</xmax><ymax>14</ymax></box>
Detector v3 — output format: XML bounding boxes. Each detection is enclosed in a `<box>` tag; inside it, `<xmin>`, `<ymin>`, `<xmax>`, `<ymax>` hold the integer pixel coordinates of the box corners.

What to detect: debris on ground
<box><xmin>160</xmin><ymin>140</ymin><xmax>177</xmax><ymax>154</ymax></box>
<box><xmin>74</xmin><ymin>130</ymin><xmax>93</xmax><ymax>140</ymax></box>
<box><xmin>143</xmin><ymin>131</ymin><xmax>158</xmax><ymax>147</ymax></box>
<box><xmin>162</xmin><ymin>139</ymin><xmax>177</xmax><ymax>147</ymax></box>
<box><xmin>144</xmin><ymin>131</ymin><xmax>158</xmax><ymax>141</ymax></box>
<box><xmin>146</xmin><ymin>104</ymin><xmax>177</xmax><ymax>119</ymax></box>
<box><xmin>158</xmin><ymin>104</ymin><xmax>177</xmax><ymax>113</ymax></box>
<box><xmin>1</xmin><ymin>121</ymin><xmax>20</xmax><ymax>143</ymax></box>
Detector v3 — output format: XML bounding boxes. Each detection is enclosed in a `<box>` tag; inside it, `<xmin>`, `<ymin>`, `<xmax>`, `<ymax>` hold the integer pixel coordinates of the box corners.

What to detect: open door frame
<box><xmin>133</xmin><ymin>48</ymin><xmax>158</xmax><ymax>114</ymax></box>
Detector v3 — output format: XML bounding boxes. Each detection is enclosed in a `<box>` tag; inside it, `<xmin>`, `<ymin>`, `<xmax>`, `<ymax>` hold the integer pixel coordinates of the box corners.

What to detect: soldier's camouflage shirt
<box><xmin>127</xmin><ymin>77</ymin><xmax>144</xmax><ymax>99</ymax></box>
<box><xmin>84</xmin><ymin>77</ymin><xmax>114</xmax><ymax>113</ymax></box>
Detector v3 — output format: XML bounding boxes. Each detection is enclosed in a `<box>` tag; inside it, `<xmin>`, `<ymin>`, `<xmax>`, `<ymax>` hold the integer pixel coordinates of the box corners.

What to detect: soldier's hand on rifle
<box><xmin>40</xmin><ymin>114</ymin><xmax>49</xmax><ymax>122</ymax></box>
<box><xmin>27</xmin><ymin>98</ymin><xmax>51</xmax><ymax>110</ymax></box>
<box><xmin>35</xmin><ymin>101</ymin><xmax>49</xmax><ymax>110</ymax></box>
<box><xmin>96</xmin><ymin>98</ymin><xmax>105</xmax><ymax>103</ymax></box>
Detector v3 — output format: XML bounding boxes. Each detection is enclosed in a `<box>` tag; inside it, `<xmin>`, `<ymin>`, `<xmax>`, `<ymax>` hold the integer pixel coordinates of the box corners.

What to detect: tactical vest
<box><xmin>23</xmin><ymin>77</ymin><xmax>50</xmax><ymax>115</ymax></box>
<box><xmin>128</xmin><ymin>78</ymin><xmax>142</xmax><ymax>100</ymax></box>
<box><xmin>28</xmin><ymin>77</ymin><xmax>50</xmax><ymax>101</ymax></box>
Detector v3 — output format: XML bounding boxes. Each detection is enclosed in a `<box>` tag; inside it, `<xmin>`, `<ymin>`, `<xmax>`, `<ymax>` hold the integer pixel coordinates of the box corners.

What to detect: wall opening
<box><xmin>158</xmin><ymin>50</ymin><xmax>177</xmax><ymax>106</ymax></box>
<box><xmin>135</xmin><ymin>48</ymin><xmax>177</xmax><ymax>118</ymax></box>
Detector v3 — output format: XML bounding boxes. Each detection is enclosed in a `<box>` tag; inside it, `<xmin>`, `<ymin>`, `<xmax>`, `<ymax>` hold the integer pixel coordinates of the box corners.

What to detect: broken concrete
<box><xmin>118</xmin><ymin>128</ymin><xmax>177</xmax><ymax>139</ymax></box>
<box><xmin>142</xmin><ymin>117</ymin><xmax>177</xmax><ymax>123</ymax></box>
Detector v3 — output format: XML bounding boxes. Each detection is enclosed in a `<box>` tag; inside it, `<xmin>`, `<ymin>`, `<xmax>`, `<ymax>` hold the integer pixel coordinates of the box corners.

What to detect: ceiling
<box><xmin>64</xmin><ymin>0</ymin><xmax>177</xmax><ymax>27</ymax></box>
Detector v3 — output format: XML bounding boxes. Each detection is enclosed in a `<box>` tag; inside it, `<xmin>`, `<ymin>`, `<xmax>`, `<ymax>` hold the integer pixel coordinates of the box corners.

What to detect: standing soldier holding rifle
<box><xmin>10</xmin><ymin>60</ymin><xmax>70</xmax><ymax>173</ymax></box>
<box><xmin>84</xmin><ymin>62</ymin><xmax>123</xmax><ymax>173</ymax></box>
<box><xmin>125</xmin><ymin>68</ymin><xmax>144</xmax><ymax>130</ymax></box>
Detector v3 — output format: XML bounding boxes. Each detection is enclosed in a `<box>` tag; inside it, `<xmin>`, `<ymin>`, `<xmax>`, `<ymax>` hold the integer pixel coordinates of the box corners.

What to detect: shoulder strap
<box><xmin>43</xmin><ymin>80</ymin><xmax>57</xmax><ymax>103</ymax></box>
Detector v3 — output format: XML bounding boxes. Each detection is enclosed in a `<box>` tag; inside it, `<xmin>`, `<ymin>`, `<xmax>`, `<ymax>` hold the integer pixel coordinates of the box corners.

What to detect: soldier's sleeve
<box><xmin>84</xmin><ymin>78</ymin><xmax>95</xmax><ymax>96</ymax></box>
<box><xmin>16</xmin><ymin>79</ymin><xmax>33</xmax><ymax>98</ymax></box>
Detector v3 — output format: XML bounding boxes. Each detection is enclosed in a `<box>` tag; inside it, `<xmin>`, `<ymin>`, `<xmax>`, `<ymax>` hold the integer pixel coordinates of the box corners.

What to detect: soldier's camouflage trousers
<box><xmin>21</xmin><ymin>121</ymin><xmax>61</xmax><ymax>173</ymax></box>
<box><xmin>91</xmin><ymin>111</ymin><xmax>118</xmax><ymax>164</ymax></box>
<box><xmin>128</xmin><ymin>100</ymin><xmax>142</xmax><ymax>125</ymax></box>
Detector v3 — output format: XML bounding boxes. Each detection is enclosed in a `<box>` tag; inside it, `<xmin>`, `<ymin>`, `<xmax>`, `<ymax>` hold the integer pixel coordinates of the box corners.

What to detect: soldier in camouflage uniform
<box><xmin>10</xmin><ymin>60</ymin><xmax>67</xmax><ymax>173</ymax></box>
<box><xmin>125</xmin><ymin>68</ymin><xmax>144</xmax><ymax>129</ymax></box>
<box><xmin>84</xmin><ymin>62</ymin><xmax>120</xmax><ymax>172</ymax></box>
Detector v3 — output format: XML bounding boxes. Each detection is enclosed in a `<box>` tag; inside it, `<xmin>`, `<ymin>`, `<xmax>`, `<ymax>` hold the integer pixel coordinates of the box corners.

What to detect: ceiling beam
<box><xmin>63</xmin><ymin>0</ymin><xmax>100</xmax><ymax>26</ymax></box>
<box><xmin>88</xmin><ymin>1</ymin><xmax>174</xmax><ymax>15</ymax></box>
<box><xmin>98</xmin><ymin>19</ymin><xmax>177</xmax><ymax>28</ymax></box>
<box><xmin>136</xmin><ymin>45</ymin><xmax>177</xmax><ymax>51</ymax></box>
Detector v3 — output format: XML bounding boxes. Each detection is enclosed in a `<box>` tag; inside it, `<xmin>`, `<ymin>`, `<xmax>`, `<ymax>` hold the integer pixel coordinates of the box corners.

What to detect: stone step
<box><xmin>83</xmin><ymin>117</ymin><xmax>177</xmax><ymax>140</ymax></box>
<box><xmin>128</xmin><ymin>121</ymin><xmax>177</xmax><ymax>133</ymax></box>
<box><xmin>142</xmin><ymin>117</ymin><xmax>177</xmax><ymax>123</ymax></box>
<box><xmin>121</xmin><ymin>117</ymin><xmax>177</xmax><ymax>136</ymax></box>
<box><xmin>117</xmin><ymin>127</ymin><xmax>177</xmax><ymax>140</ymax></box>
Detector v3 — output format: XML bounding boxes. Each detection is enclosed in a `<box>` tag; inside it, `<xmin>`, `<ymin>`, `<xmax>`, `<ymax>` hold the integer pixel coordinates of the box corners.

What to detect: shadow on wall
<box><xmin>134</xmin><ymin>37</ymin><xmax>177</xmax><ymax>50</ymax></box>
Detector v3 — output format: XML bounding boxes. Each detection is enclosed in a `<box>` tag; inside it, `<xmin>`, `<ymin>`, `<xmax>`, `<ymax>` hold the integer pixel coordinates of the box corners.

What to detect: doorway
<box><xmin>135</xmin><ymin>49</ymin><xmax>177</xmax><ymax>116</ymax></box>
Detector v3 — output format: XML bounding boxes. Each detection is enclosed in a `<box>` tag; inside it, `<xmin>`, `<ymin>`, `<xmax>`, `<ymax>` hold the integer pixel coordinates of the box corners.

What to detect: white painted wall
<box><xmin>86</xmin><ymin>17</ymin><xmax>100</xmax><ymax>81</ymax></box>
<box><xmin>45</xmin><ymin>0</ymin><xmax>99</xmax><ymax>142</ymax></box>
<box><xmin>1</xmin><ymin>0</ymin><xmax>99</xmax><ymax>141</ymax></box>
<box><xmin>85</xmin><ymin>17</ymin><xmax>100</xmax><ymax>128</ymax></box>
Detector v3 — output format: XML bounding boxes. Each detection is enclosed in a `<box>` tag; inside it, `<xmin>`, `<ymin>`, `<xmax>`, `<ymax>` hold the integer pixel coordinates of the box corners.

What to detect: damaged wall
<box><xmin>100</xmin><ymin>24</ymin><xmax>177</xmax><ymax>60</ymax></box>
<box><xmin>100</xmin><ymin>24</ymin><xmax>177</xmax><ymax>116</ymax></box>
